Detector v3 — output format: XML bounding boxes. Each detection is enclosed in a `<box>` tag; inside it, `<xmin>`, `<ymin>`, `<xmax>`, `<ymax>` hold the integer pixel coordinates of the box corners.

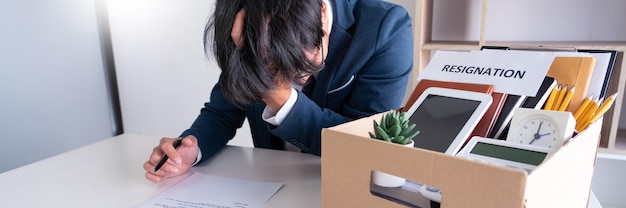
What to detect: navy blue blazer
<box><xmin>182</xmin><ymin>0</ymin><xmax>413</xmax><ymax>163</ymax></box>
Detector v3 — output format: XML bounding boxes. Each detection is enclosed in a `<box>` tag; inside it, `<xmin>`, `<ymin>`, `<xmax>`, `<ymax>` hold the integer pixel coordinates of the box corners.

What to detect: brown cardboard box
<box><xmin>321</xmin><ymin>113</ymin><xmax>601</xmax><ymax>208</ymax></box>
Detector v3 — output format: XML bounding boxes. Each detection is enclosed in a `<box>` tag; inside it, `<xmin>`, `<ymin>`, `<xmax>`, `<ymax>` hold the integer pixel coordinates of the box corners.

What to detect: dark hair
<box><xmin>205</xmin><ymin>0</ymin><xmax>325</xmax><ymax>107</ymax></box>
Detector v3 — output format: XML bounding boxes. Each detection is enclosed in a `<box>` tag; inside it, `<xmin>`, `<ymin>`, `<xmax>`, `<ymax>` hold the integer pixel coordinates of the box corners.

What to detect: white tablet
<box><xmin>405</xmin><ymin>87</ymin><xmax>492</xmax><ymax>155</ymax></box>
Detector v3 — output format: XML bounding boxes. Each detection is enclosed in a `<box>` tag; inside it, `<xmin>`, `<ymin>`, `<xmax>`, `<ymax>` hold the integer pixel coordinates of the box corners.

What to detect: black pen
<box><xmin>153</xmin><ymin>138</ymin><xmax>182</xmax><ymax>172</ymax></box>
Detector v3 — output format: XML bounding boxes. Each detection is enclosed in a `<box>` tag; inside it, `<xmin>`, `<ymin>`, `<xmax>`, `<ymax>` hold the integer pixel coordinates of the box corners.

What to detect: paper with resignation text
<box><xmin>418</xmin><ymin>50</ymin><xmax>555</xmax><ymax>96</ymax></box>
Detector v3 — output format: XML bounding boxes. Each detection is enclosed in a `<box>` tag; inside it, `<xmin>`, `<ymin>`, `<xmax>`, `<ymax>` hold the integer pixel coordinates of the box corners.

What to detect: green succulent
<box><xmin>369</xmin><ymin>110</ymin><xmax>420</xmax><ymax>145</ymax></box>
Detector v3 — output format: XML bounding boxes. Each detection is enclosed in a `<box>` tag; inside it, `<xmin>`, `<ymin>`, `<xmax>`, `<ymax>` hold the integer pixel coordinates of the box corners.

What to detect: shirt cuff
<box><xmin>262</xmin><ymin>88</ymin><xmax>298</xmax><ymax>126</ymax></box>
<box><xmin>192</xmin><ymin>148</ymin><xmax>202</xmax><ymax>166</ymax></box>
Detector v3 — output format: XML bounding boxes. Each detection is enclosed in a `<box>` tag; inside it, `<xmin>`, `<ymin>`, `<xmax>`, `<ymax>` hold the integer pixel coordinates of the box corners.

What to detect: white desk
<box><xmin>0</xmin><ymin>134</ymin><xmax>321</xmax><ymax>208</ymax></box>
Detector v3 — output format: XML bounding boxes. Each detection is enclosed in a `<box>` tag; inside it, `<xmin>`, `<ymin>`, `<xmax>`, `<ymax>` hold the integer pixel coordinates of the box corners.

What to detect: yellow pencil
<box><xmin>574</xmin><ymin>94</ymin><xmax>593</xmax><ymax>121</ymax></box>
<box><xmin>547</xmin><ymin>85</ymin><xmax>563</xmax><ymax>110</ymax></box>
<box><xmin>543</xmin><ymin>84</ymin><xmax>560</xmax><ymax>110</ymax></box>
<box><xmin>552</xmin><ymin>84</ymin><xmax>567</xmax><ymax>111</ymax></box>
<box><xmin>581</xmin><ymin>93</ymin><xmax>619</xmax><ymax>131</ymax></box>
<box><xmin>576</xmin><ymin>98</ymin><xmax>600</xmax><ymax>132</ymax></box>
<box><xmin>575</xmin><ymin>97</ymin><xmax>598</xmax><ymax>131</ymax></box>
<box><xmin>558</xmin><ymin>86</ymin><xmax>575</xmax><ymax>111</ymax></box>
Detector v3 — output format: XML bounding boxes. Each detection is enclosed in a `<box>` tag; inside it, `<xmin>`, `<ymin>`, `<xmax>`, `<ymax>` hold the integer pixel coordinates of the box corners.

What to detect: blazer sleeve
<box><xmin>180</xmin><ymin>83</ymin><xmax>247</xmax><ymax>164</ymax></box>
<box><xmin>270</xmin><ymin>5</ymin><xmax>414</xmax><ymax>156</ymax></box>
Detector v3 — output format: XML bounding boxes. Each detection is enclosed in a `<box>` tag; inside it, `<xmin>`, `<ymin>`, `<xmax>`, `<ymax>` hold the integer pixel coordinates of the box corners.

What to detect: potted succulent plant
<box><xmin>369</xmin><ymin>110</ymin><xmax>420</xmax><ymax>187</ymax></box>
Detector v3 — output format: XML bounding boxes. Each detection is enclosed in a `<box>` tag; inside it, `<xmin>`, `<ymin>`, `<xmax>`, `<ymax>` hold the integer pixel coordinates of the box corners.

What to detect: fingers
<box><xmin>262</xmin><ymin>87</ymin><xmax>292</xmax><ymax>112</ymax></box>
<box><xmin>231</xmin><ymin>9</ymin><xmax>246</xmax><ymax>49</ymax></box>
<box><xmin>159</xmin><ymin>138</ymin><xmax>182</xmax><ymax>164</ymax></box>
<box><xmin>144</xmin><ymin>136</ymin><xmax>199</xmax><ymax>183</ymax></box>
<box><xmin>293</xmin><ymin>75</ymin><xmax>311</xmax><ymax>86</ymax></box>
<box><xmin>144</xmin><ymin>165</ymin><xmax>175</xmax><ymax>183</ymax></box>
<box><xmin>143</xmin><ymin>160</ymin><xmax>179</xmax><ymax>182</ymax></box>
<box><xmin>145</xmin><ymin>172</ymin><xmax>164</xmax><ymax>183</ymax></box>
<box><xmin>144</xmin><ymin>145</ymin><xmax>180</xmax><ymax>172</ymax></box>
<box><xmin>143</xmin><ymin>151</ymin><xmax>181</xmax><ymax>183</ymax></box>
<box><xmin>180</xmin><ymin>135</ymin><xmax>198</xmax><ymax>148</ymax></box>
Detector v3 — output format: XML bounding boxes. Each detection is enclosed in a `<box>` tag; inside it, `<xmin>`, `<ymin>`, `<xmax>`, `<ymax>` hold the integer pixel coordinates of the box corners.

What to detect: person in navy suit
<box><xmin>144</xmin><ymin>0</ymin><xmax>413</xmax><ymax>183</ymax></box>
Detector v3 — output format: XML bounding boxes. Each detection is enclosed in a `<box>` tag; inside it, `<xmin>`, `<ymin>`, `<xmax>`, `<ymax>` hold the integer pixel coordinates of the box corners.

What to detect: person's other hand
<box><xmin>231</xmin><ymin>9</ymin><xmax>245</xmax><ymax>49</ymax></box>
<box><xmin>231</xmin><ymin>8</ymin><xmax>300</xmax><ymax>111</ymax></box>
<box><xmin>262</xmin><ymin>78</ymin><xmax>293</xmax><ymax>112</ymax></box>
<box><xmin>143</xmin><ymin>136</ymin><xmax>199</xmax><ymax>183</ymax></box>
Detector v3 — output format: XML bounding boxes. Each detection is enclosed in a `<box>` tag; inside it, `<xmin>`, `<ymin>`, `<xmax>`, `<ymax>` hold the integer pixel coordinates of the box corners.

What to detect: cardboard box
<box><xmin>321</xmin><ymin>113</ymin><xmax>601</xmax><ymax>208</ymax></box>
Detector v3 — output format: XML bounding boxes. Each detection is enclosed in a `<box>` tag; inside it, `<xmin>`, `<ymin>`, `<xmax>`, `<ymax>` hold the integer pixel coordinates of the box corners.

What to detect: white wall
<box><xmin>0</xmin><ymin>0</ymin><xmax>115</xmax><ymax>173</ymax></box>
<box><xmin>106</xmin><ymin>0</ymin><xmax>253</xmax><ymax>147</ymax></box>
<box><xmin>485</xmin><ymin>0</ymin><xmax>626</xmax><ymax>42</ymax></box>
<box><xmin>431</xmin><ymin>0</ymin><xmax>626</xmax><ymax>42</ymax></box>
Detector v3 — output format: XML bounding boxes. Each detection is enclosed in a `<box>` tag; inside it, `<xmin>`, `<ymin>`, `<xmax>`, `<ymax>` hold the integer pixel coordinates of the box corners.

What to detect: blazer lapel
<box><xmin>309</xmin><ymin>0</ymin><xmax>355</xmax><ymax>106</ymax></box>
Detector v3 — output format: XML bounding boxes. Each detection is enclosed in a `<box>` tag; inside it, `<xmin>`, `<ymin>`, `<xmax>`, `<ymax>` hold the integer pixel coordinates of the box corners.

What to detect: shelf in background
<box><xmin>422</xmin><ymin>41</ymin><xmax>626</xmax><ymax>51</ymax></box>
<box><xmin>483</xmin><ymin>41</ymin><xmax>626</xmax><ymax>50</ymax></box>
<box><xmin>413</xmin><ymin>0</ymin><xmax>626</xmax><ymax>154</ymax></box>
<box><xmin>421</xmin><ymin>42</ymin><xmax>481</xmax><ymax>50</ymax></box>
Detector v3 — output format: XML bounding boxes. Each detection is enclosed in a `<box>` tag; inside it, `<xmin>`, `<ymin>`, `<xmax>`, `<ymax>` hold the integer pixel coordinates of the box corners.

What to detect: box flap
<box><xmin>525</xmin><ymin>120</ymin><xmax>601</xmax><ymax>207</ymax></box>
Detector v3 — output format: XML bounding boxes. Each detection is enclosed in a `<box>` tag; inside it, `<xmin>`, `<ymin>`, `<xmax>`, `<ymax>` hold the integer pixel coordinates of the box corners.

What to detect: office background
<box><xmin>1</xmin><ymin>0</ymin><xmax>626</xmax><ymax>174</ymax></box>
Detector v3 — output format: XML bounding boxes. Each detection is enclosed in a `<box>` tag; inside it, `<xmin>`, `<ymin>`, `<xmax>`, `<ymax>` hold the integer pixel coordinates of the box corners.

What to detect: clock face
<box><xmin>510</xmin><ymin>117</ymin><xmax>561</xmax><ymax>148</ymax></box>
<box><xmin>507</xmin><ymin>108</ymin><xmax>575</xmax><ymax>150</ymax></box>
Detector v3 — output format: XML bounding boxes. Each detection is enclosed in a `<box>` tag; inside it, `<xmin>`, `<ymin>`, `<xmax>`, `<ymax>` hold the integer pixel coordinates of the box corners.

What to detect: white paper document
<box><xmin>585</xmin><ymin>52</ymin><xmax>612</xmax><ymax>98</ymax></box>
<box><xmin>138</xmin><ymin>172</ymin><xmax>284</xmax><ymax>208</ymax></box>
<box><xmin>418</xmin><ymin>50</ymin><xmax>555</xmax><ymax>96</ymax></box>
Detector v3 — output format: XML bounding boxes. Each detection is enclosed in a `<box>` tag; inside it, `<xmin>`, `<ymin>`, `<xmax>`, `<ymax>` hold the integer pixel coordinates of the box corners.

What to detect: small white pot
<box><xmin>371</xmin><ymin>140</ymin><xmax>414</xmax><ymax>187</ymax></box>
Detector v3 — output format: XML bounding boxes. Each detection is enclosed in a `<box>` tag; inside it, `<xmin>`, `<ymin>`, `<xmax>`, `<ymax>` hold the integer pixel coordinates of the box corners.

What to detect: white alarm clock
<box><xmin>506</xmin><ymin>107</ymin><xmax>576</xmax><ymax>149</ymax></box>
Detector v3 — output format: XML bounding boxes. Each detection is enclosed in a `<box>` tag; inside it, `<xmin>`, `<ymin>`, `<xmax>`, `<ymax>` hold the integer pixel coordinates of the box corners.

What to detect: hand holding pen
<box><xmin>153</xmin><ymin>138</ymin><xmax>183</xmax><ymax>172</ymax></box>
<box><xmin>143</xmin><ymin>136</ymin><xmax>199</xmax><ymax>183</ymax></box>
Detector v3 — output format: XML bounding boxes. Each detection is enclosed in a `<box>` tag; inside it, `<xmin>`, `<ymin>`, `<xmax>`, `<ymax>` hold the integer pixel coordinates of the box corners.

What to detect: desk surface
<box><xmin>0</xmin><ymin>134</ymin><xmax>321</xmax><ymax>208</ymax></box>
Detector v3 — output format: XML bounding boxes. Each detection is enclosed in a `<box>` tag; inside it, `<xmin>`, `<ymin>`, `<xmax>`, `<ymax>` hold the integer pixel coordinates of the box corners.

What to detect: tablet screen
<box><xmin>409</xmin><ymin>94</ymin><xmax>481</xmax><ymax>153</ymax></box>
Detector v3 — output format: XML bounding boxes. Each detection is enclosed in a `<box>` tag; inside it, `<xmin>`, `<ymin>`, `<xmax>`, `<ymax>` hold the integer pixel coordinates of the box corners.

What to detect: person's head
<box><xmin>205</xmin><ymin>0</ymin><xmax>330</xmax><ymax>107</ymax></box>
